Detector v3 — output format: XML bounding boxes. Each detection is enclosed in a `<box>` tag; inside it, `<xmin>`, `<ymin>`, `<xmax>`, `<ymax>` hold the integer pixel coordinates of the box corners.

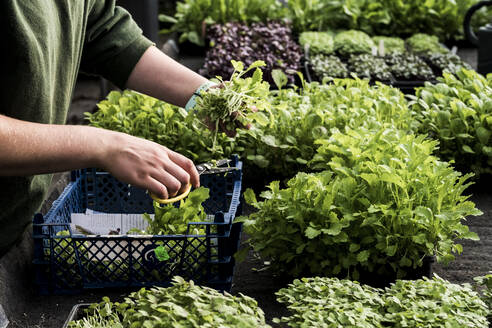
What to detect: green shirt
<box><xmin>0</xmin><ymin>0</ymin><xmax>153</xmax><ymax>257</ymax></box>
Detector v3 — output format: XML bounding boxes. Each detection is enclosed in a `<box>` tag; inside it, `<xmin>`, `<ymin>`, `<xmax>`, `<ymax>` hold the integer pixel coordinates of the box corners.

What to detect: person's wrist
<box><xmin>89</xmin><ymin>127</ymin><xmax>118</xmax><ymax>170</ymax></box>
<box><xmin>185</xmin><ymin>80</ymin><xmax>218</xmax><ymax>111</ymax></box>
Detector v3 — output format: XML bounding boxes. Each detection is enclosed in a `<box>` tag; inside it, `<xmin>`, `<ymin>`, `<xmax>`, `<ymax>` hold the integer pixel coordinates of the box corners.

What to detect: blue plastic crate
<box><xmin>33</xmin><ymin>156</ymin><xmax>243</xmax><ymax>294</ymax></box>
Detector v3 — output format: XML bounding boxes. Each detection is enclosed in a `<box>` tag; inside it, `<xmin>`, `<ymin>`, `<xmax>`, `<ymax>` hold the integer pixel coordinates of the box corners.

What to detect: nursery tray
<box><xmin>303</xmin><ymin>51</ymin><xmax>439</xmax><ymax>94</ymax></box>
<box><xmin>356</xmin><ymin>256</ymin><xmax>435</xmax><ymax>288</ymax></box>
<box><xmin>33</xmin><ymin>156</ymin><xmax>243</xmax><ymax>295</ymax></box>
<box><xmin>389</xmin><ymin>80</ymin><xmax>438</xmax><ymax>94</ymax></box>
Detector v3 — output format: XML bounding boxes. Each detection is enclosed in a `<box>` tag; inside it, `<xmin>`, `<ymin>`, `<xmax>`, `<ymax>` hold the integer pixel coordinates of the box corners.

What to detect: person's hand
<box><xmin>97</xmin><ymin>131</ymin><xmax>200</xmax><ymax>200</ymax></box>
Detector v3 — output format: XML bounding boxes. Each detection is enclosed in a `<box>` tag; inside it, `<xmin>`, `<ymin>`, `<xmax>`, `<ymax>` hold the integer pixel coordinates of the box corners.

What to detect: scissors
<box><xmin>150</xmin><ymin>159</ymin><xmax>237</xmax><ymax>204</ymax></box>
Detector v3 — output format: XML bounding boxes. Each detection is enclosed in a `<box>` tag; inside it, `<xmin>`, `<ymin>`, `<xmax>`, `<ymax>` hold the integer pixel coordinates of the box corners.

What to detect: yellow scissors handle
<box><xmin>150</xmin><ymin>184</ymin><xmax>192</xmax><ymax>204</ymax></box>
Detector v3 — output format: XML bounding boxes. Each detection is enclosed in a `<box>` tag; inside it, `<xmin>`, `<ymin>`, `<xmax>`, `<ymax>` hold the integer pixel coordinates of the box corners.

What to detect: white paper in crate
<box><xmin>70</xmin><ymin>210</ymin><xmax>151</xmax><ymax>235</ymax></box>
<box><xmin>70</xmin><ymin>210</ymin><xmax>216</xmax><ymax>235</ymax></box>
<box><xmin>69</xmin><ymin>211</ymin><xmax>218</xmax><ymax>261</ymax></box>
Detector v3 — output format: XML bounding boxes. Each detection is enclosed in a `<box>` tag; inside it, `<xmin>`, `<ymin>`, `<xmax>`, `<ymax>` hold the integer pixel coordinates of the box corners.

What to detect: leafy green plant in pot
<box><xmin>409</xmin><ymin>68</ymin><xmax>492</xmax><ymax>177</ymax></box>
<box><xmin>239</xmin><ymin>77</ymin><xmax>416</xmax><ymax>179</ymax></box>
<box><xmin>299</xmin><ymin>31</ymin><xmax>335</xmax><ymax>55</ymax></box>
<box><xmin>406</xmin><ymin>33</ymin><xmax>448</xmax><ymax>55</ymax></box>
<box><xmin>240</xmin><ymin>125</ymin><xmax>482</xmax><ymax>283</ymax></box>
<box><xmin>334</xmin><ymin>30</ymin><xmax>375</xmax><ymax>57</ymax></box>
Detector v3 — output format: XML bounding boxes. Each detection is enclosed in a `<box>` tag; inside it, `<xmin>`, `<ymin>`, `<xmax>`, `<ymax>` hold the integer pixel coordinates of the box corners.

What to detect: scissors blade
<box><xmin>195</xmin><ymin>159</ymin><xmax>235</xmax><ymax>175</ymax></box>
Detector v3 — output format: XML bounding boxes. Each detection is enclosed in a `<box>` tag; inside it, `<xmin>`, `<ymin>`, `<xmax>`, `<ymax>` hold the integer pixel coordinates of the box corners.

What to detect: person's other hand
<box><xmin>98</xmin><ymin>131</ymin><xmax>199</xmax><ymax>200</ymax></box>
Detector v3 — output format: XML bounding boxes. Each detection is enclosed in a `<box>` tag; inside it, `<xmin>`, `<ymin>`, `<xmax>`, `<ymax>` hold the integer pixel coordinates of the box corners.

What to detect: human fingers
<box><xmin>145</xmin><ymin>176</ymin><xmax>169</xmax><ymax>200</ymax></box>
<box><xmin>162</xmin><ymin>160</ymin><xmax>191</xmax><ymax>194</ymax></box>
<box><xmin>150</xmin><ymin>168</ymin><xmax>183</xmax><ymax>197</ymax></box>
<box><xmin>166</xmin><ymin>150</ymin><xmax>200</xmax><ymax>188</ymax></box>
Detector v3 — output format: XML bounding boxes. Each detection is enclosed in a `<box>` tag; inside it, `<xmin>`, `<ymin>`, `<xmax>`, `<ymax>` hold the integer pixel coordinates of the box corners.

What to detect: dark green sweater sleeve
<box><xmin>81</xmin><ymin>0</ymin><xmax>154</xmax><ymax>88</ymax></box>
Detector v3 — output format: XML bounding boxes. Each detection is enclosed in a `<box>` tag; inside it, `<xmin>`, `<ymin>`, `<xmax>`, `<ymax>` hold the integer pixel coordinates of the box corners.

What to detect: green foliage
<box><xmin>88</xmin><ymin>72</ymin><xmax>415</xmax><ymax>179</ymax></box>
<box><xmin>286</xmin><ymin>0</ymin><xmax>492</xmax><ymax>41</ymax></box>
<box><xmin>131</xmin><ymin>187</ymin><xmax>211</xmax><ymax>274</ymax></box>
<box><xmin>406</xmin><ymin>33</ymin><xmax>448</xmax><ymax>55</ymax></box>
<box><xmin>240</xmin><ymin>78</ymin><xmax>416</xmax><ymax>176</ymax></box>
<box><xmin>164</xmin><ymin>0</ymin><xmax>492</xmax><ymax>44</ymax></box>
<box><xmin>68</xmin><ymin>312</ymin><xmax>122</xmax><ymax>328</ymax></box>
<box><xmin>85</xmin><ymin>90</ymin><xmax>236</xmax><ymax>163</ymax></box>
<box><xmin>384</xmin><ymin>276</ymin><xmax>489</xmax><ymax>327</ymax></box>
<box><xmin>310</xmin><ymin>54</ymin><xmax>349</xmax><ymax>80</ymax></box>
<box><xmin>384</xmin><ymin>0</ymin><xmax>481</xmax><ymax>41</ymax></box>
<box><xmin>299</xmin><ymin>32</ymin><xmax>335</xmax><ymax>55</ymax></box>
<box><xmin>286</xmin><ymin>0</ymin><xmax>391</xmax><ymax>35</ymax></box>
<box><xmin>275</xmin><ymin>277</ymin><xmax>385</xmax><ymax>327</ymax></box>
<box><xmin>276</xmin><ymin>276</ymin><xmax>490</xmax><ymax>328</ymax></box>
<box><xmin>241</xmin><ymin>126</ymin><xmax>481</xmax><ymax>278</ymax></box>
<box><xmin>372</xmin><ymin>36</ymin><xmax>405</xmax><ymax>54</ymax></box>
<box><xmin>70</xmin><ymin>277</ymin><xmax>271</xmax><ymax>328</ymax></box>
<box><xmin>385</xmin><ymin>53</ymin><xmax>435</xmax><ymax>81</ymax></box>
<box><xmin>426</xmin><ymin>53</ymin><xmax>472</xmax><ymax>75</ymax></box>
<box><xmin>474</xmin><ymin>272</ymin><xmax>492</xmax><ymax>318</ymax></box>
<box><xmin>348</xmin><ymin>54</ymin><xmax>393</xmax><ymax>81</ymax></box>
<box><xmin>138</xmin><ymin>187</ymin><xmax>210</xmax><ymax>235</ymax></box>
<box><xmin>409</xmin><ymin>69</ymin><xmax>492</xmax><ymax>176</ymax></box>
<box><xmin>159</xmin><ymin>0</ymin><xmax>287</xmax><ymax>46</ymax></box>
<box><xmin>334</xmin><ymin>30</ymin><xmax>375</xmax><ymax>56</ymax></box>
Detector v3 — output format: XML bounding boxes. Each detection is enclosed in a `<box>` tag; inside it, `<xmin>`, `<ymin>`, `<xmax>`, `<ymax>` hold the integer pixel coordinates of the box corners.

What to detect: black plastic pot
<box><xmin>62</xmin><ymin>304</ymin><xmax>90</xmax><ymax>328</ymax></box>
<box><xmin>355</xmin><ymin>256</ymin><xmax>435</xmax><ymax>289</ymax></box>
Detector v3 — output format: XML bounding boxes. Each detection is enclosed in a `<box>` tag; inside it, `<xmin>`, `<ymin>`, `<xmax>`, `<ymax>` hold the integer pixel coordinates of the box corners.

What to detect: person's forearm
<box><xmin>0</xmin><ymin>114</ymin><xmax>107</xmax><ymax>176</ymax></box>
<box><xmin>126</xmin><ymin>46</ymin><xmax>208</xmax><ymax>107</ymax></box>
<box><xmin>0</xmin><ymin>114</ymin><xmax>199</xmax><ymax>198</ymax></box>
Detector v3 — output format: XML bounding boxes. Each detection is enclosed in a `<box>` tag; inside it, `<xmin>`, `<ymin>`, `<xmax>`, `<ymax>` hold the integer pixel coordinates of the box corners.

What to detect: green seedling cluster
<box><xmin>69</xmin><ymin>277</ymin><xmax>271</xmax><ymax>328</ymax></box>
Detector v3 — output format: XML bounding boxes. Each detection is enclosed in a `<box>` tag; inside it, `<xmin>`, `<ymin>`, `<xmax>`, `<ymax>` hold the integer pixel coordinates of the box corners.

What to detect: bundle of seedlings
<box><xmin>201</xmin><ymin>21</ymin><xmax>301</xmax><ymax>84</ymax></box>
<box><xmin>425</xmin><ymin>52</ymin><xmax>472</xmax><ymax>75</ymax></box>
<box><xmin>69</xmin><ymin>277</ymin><xmax>271</xmax><ymax>328</ymax></box>
<box><xmin>299</xmin><ymin>31</ymin><xmax>335</xmax><ymax>55</ymax></box>
<box><xmin>348</xmin><ymin>54</ymin><xmax>393</xmax><ymax>82</ymax></box>
<box><xmin>194</xmin><ymin>60</ymin><xmax>270</xmax><ymax>151</ymax></box>
<box><xmin>310</xmin><ymin>54</ymin><xmax>349</xmax><ymax>80</ymax></box>
<box><xmin>334</xmin><ymin>30</ymin><xmax>375</xmax><ymax>57</ymax></box>
<box><xmin>385</xmin><ymin>53</ymin><xmax>435</xmax><ymax>81</ymax></box>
